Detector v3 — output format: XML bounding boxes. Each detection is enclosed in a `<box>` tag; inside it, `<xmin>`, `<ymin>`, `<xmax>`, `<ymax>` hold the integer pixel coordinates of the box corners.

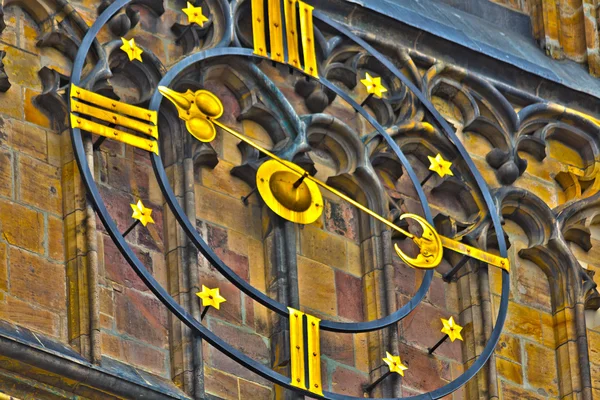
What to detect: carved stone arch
<box><xmin>493</xmin><ymin>186</ymin><xmax>597</xmax><ymax>399</ymax></box>
<box><xmin>518</xmin><ymin>104</ymin><xmax>600</xmax><ymax>202</ymax></box>
<box><xmin>100</xmin><ymin>39</ymin><xmax>166</xmax><ymax>104</ymax></box>
<box><xmin>171</xmin><ymin>0</ymin><xmax>232</xmax><ymax>55</ymax></box>
<box><xmin>302</xmin><ymin>113</ymin><xmax>388</xmax><ymax>239</ymax></box>
<box><xmin>384</xmin><ymin>132</ymin><xmax>482</xmax><ymax>228</ymax></box>
<box><xmin>423</xmin><ymin>63</ymin><xmax>518</xmax><ymax>134</ymax></box>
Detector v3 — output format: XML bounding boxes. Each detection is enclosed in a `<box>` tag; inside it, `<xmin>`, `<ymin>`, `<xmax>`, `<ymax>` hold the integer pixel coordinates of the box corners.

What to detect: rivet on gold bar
<box><xmin>251</xmin><ymin>0</ymin><xmax>267</xmax><ymax>57</ymax></box>
<box><xmin>298</xmin><ymin>1</ymin><xmax>318</xmax><ymax>78</ymax></box>
<box><xmin>70</xmin><ymin>84</ymin><xmax>159</xmax><ymax>154</ymax></box>
<box><xmin>306</xmin><ymin>314</ymin><xmax>323</xmax><ymax>396</ymax></box>
<box><xmin>71</xmin><ymin>84</ymin><xmax>157</xmax><ymax>125</ymax></box>
<box><xmin>71</xmin><ymin>99</ymin><xmax>158</xmax><ymax>139</ymax></box>
<box><xmin>439</xmin><ymin>236</ymin><xmax>510</xmax><ymax>272</ymax></box>
<box><xmin>268</xmin><ymin>0</ymin><xmax>285</xmax><ymax>63</ymax></box>
<box><xmin>70</xmin><ymin>114</ymin><xmax>158</xmax><ymax>154</ymax></box>
<box><xmin>284</xmin><ymin>0</ymin><xmax>301</xmax><ymax>69</ymax></box>
<box><xmin>288</xmin><ymin>307</ymin><xmax>307</xmax><ymax>391</ymax></box>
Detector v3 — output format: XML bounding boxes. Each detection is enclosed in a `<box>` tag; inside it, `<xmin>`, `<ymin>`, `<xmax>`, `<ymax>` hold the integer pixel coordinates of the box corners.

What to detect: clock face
<box><xmin>68</xmin><ymin>0</ymin><xmax>511</xmax><ymax>398</ymax></box>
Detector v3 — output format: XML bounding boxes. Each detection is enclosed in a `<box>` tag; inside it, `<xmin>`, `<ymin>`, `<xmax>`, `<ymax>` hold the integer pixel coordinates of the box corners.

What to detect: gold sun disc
<box><xmin>257</xmin><ymin>160</ymin><xmax>323</xmax><ymax>224</ymax></box>
<box><xmin>269</xmin><ymin>170</ymin><xmax>313</xmax><ymax>212</ymax></box>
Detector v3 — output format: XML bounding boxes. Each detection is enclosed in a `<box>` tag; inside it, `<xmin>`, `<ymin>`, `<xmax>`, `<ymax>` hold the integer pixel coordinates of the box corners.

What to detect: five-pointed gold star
<box><xmin>120</xmin><ymin>37</ymin><xmax>143</xmax><ymax>62</ymax></box>
<box><xmin>382</xmin><ymin>352</ymin><xmax>408</xmax><ymax>376</ymax></box>
<box><xmin>182</xmin><ymin>2</ymin><xmax>209</xmax><ymax>26</ymax></box>
<box><xmin>196</xmin><ymin>285</ymin><xmax>227</xmax><ymax>309</ymax></box>
<box><xmin>130</xmin><ymin>200</ymin><xmax>155</xmax><ymax>226</ymax></box>
<box><xmin>360</xmin><ymin>72</ymin><xmax>388</xmax><ymax>99</ymax></box>
<box><xmin>441</xmin><ymin>316</ymin><xmax>463</xmax><ymax>342</ymax></box>
<box><xmin>428</xmin><ymin>153</ymin><xmax>454</xmax><ymax>178</ymax></box>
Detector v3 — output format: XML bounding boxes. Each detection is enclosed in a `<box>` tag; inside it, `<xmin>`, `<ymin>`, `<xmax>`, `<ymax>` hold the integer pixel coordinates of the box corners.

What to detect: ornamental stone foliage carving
<box><xmin>0</xmin><ymin>0</ymin><xmax>600</xmax><ymax>400</ymax></box>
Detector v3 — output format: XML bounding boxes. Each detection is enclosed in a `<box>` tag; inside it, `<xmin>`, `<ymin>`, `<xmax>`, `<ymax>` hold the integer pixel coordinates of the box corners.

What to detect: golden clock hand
<box><xmin>216</xmin><ymin>119</ymin><xmax>509</xmax><ymax>271</ymax></box>
<box><xmin>158</xmin><ymin>86</ymin><xmax>509</xmax><ymax>272</ymax></box>
<box><xmin>212</xmin><ymin>118</ymin><xmax>443</xmax><ymax>268</ymax></box>
<box><xmin>212</xmin><ymin>120</ymin><xmax>413</xmax><ymax>237</ymax></box>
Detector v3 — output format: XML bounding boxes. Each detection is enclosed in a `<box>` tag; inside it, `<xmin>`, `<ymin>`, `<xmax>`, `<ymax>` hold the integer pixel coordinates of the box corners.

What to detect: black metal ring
<box><xmin>69</xmin><ymin>1</ymin><xmax>510</xmax><ymax>398</ymax></box>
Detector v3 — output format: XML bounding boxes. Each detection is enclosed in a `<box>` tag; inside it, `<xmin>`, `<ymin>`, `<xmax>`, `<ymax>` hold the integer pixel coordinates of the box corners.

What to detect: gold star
<box><xmin>182</xmin><ymin>2</ymin><xmax>209</xmax><ymax>26</ymax></box>
<box><xmin>120</xmin><ymin>37</ymin><xmax>143</xmax><ymax>62</ymax></box>
<box><xmin>130</xmin><ymin>200</ymin><xmax>155</xmax><ymax>227</ymax></box>
<box><xmin>441</xmin><ymin>316</ymin><xmax>463</xmax><ymax>342</ymax></box>
<box><xmin>196</xmin><ymin>285</ymin><xmax>227</xmax><ymax>309</ymax></box>
<box><xmin>382</xmin><ymin>352</ymin><xmax>408</xmax><ymax>376</ymax></box>
<box><xmin>428</xmin><ymin>153</ymin><xmax>454</xmax><ymax>178</ymax></box>
<box><xmin>360</xmin><ymin>72</ymin><xmax>388</xmax><ymax>99</ymax></box>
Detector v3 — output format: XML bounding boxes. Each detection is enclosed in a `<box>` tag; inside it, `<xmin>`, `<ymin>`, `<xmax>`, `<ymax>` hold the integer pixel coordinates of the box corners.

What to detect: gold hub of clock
<box><xmin>256</xmin><ymin>160</ymin><xmax>323</xmax><ymax>224</ymax></box>
<box><xmin>269</xmin><ymin>170</ymin><xmax>313</xmax><ymax>212</ymax></box>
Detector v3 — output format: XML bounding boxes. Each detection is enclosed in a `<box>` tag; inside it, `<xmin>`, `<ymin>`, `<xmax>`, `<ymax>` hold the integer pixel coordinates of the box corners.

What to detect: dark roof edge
<box><xmin>323</xmin><ymin>0</ymin><xmax>600</xmax><ymax>107</ymax></box>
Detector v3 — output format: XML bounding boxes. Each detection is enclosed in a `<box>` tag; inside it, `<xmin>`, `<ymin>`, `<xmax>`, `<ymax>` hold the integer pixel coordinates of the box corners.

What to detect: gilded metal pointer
<box><xmin>158</xmin><ymin>86</ymin><xmax>509</xmax><ymax>272</ymax></box>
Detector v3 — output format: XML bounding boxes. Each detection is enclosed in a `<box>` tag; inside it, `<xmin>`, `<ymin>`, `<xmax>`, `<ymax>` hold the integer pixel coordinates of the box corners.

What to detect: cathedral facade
<box><xmin>0</xmin><ymin>0</ymin><xmax>599</xmax><ymax>399</ymax></box>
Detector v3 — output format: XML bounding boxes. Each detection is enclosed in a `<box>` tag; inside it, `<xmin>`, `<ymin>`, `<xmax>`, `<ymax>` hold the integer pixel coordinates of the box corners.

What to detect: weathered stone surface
<box><xmin>0</xmin><ymin>198</ymin><xmax>44</xmax><ymax>254</ymax></box>
<box><xmin>0</xmin><ymin>295</ymin><xmax>60</xmax><ymax>337</ymax></box>
<box><xmin>300</xmin><ymin>224</ymin><xmax>347</xmax><ymax>271</ymax></box>
<box><xmin>238</xmin><ymin>378</ymin><xmax>272</xmax><ymax>400</ymax></box>
<box><xmin>330</xmin><ymin>364</ymin><xmax>368</xmax><ymax>397</ymax></box>
<box><xmin>9</xmin><ymin>247</ymin><xmax>65</xmax><ymax>310</ymax></box>
<box><xmin>321</xmin><ymin>330</ymin><xmax>355</xmax><ymax>366</ymax></box>
<box><xmin>5</xmin><ymin>118</ymin><xmax>47</xmax><ymax>161</ymax></box>
<box><xmin>48</xmin><ymin>215</ymin><xmax>64</xmax><ymax>262</ymax></box>
<box><xmin>0</xmin><ymin>243</ymin><xmax>6</xmax><ymax>292</ymax></box>
<box><xmin>121</xmin><ymin>338</ymin><xmax>168</xmax><ymax>377</ymax></box>
<box><xmin>503</xmin><ymin>301</ymin><xmax>543</xmax><ymax>343</ymax></box>
<box><xmin>398</xmin><ymin>342</ymin><xmax>450</xmax><ymax>393</ymax></box>
<box><xmin>495</xmin><ymin>334</ymin><xmax>522</xmax><ymax>364</ymax></box>
<box><xmin>335</xmin><ymin>270</ymin><xmax>363</xmax><ymax>321</ymax></box>
<box><xmin>297</xmin><ymin>256</ymin><xmax>337</xmax><ymax>316</ymax></box>
<box><xmin>324</xmin><ymin>200</ymin><xmax>359</xmax><ymax>242</ymax></box>
<box><xmin>514</xmin><ymin>259</ymin><xmax>552</xmax><ymax>312</ymax></box>
<box><xmin>525</xmin><ymin>342</ymin><xmax>559</xmax><ymax>397</ymax></box>
<box><xmin>18</xmin><ymin>155</ymin><xmax>61</xmax><ymax>215</ymax></box>
<box><xmin>0</xmin><ymin>148</ymin><xmax>12</xmax><ymax>198</ymax></box>
<box><xmin>115</xmin><ymin>288</ymin><xmax>168</xmax><ymax>348</ymax></box>
<box><xmin>205</xmin><ymin>366</ymin><xmax>238</xmax><ymax>400</ymax></box>
<box><xmin>500</xmin><ymin>380</ymin><xmax>546</xmax><ymax>400</ymax></box>
<box><xmin>496</xmin><ymin>357</ymin><xmax>523</xmax><ymax>384</ymax></box>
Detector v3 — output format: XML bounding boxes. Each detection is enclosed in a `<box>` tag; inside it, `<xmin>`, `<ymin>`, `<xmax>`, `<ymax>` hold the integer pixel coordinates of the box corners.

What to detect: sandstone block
<box><xmin>0</xmin><ymin>294</ymin><xmax>60</xmax><ymax>337</ymax></box>
<box><xmin>0</xmin><ymin>198</ymin><xmax>44</xmax><ymax>253</ymax></box>
<box><xmin>115</xmin><ymin>288</ymin><xmax>168</xmax><ymax>348</ymax></box>
<box><xmin>335</xmin><ymin>270</ymin><xmax>363</xmax><ymax>321</ymax></box>
<box><xmin>298</xmin><ymin>256</ymin><xmax>337</xmax><ymax>316</ymax></box>
<box><xmin>204</xmin><ymin>366</ymin><xmax>238</xmax><ymax>400</ymax></box>
<box><xmin>9</xmin><ymin>246</ymin><xmax>66</xmax><ymax>310</ymax></box>
<box><xmin>300</xmin><ymin>224</ymin><xmax>347</xmax><ymax>271</ymax></box>
<box><xmin>331</xmin><ymin>364</ymin><xmax>368</xmax><ymax>397</ymax></box>
<box><xmin>525</xmin><ymin>342</ymin><xmax>559</xmax><ymax>397</ymax></box>
<box><xmin>18</xmin><ymin>155</ymin><xmax>61</xmax><ymax>215</ymax></box>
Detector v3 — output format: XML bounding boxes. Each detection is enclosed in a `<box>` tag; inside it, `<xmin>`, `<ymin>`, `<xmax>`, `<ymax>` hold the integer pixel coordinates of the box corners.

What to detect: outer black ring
<box><xmin>70</xmin><ymin>1</ymin><xmax>510</xmax><ymax>398</ymax></box>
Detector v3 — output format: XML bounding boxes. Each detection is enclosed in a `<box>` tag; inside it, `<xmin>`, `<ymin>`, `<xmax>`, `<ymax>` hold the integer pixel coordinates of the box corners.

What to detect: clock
<box><xmin>68</xmin><ymin>0</ymin><xmax>511</xmax><ymax>398</ymax></box>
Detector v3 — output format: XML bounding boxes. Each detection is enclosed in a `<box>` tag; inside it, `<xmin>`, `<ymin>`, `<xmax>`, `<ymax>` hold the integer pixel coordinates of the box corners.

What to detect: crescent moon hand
<box><xmin>394</xmin><ymin>214</ymin><xmax>443</xmax><ymax>269</ymax></box>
